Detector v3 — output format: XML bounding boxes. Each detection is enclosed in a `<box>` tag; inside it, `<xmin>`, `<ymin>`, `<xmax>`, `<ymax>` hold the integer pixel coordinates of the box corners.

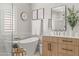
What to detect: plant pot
<box><xmin>69</xmin><ymin>28</ymin><xmax>74</xmax><ymax>37</ymax></box>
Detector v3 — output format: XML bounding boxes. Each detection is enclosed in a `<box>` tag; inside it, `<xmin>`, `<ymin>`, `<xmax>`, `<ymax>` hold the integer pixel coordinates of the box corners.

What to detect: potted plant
<box><xmin>67</xmin><ymin>6</ymin><xmax>79</xmax><ymax>30</ymax></box>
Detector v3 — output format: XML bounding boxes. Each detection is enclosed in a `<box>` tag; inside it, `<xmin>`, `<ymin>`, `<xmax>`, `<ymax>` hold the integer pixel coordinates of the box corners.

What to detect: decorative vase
<box><xmin>69</xmin><ymin>28</ymin><xmax>74</xmax><ymax>37</ymax></box>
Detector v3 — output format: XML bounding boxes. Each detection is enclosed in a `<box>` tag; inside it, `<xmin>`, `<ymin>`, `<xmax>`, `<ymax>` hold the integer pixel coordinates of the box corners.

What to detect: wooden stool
<box><xmin>12</xmin><ymin>48</ymin><xmax>26</xmax><ymax>56</ymax></box>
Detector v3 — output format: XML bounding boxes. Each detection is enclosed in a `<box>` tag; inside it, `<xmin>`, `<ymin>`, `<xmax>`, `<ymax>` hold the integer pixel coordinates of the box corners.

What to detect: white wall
<box><xmin>13</xmin><ymin>3</ymin><xmax>32</xmax><ymax>39</ymax></box>
<box><xmin>32</xmin><ymin>3</ymin><xmax>79</xmax><ymax>37</ymax></box>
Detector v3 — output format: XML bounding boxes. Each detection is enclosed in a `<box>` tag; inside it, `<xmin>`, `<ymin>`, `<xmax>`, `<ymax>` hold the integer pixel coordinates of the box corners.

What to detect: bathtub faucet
<box><xmin>14</xmin><ymin>38</ymin><xmax>22</xmax><ymax>41</ymax></box>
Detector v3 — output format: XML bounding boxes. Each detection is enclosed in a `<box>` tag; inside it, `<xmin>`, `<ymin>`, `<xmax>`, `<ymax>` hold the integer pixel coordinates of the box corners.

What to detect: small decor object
<box><xmin>12</xmin><ymin>43</ymin><xmax>19</xmax><ymax>48</ymax></box>
<box><xmin>20</xmin><ymin>11</ymin><xmax>27</xmax><ymax>21</ymax></box>
<box><xmin>67</xmin><ymin>6</ymin><xmax>79</xmax><ymax>30</ymax></box>
<box><xmin>12</xmin><ymin>48</ymin><xmax>26</xmax><ymax>56</ymax></box>
<box><xmin>32</xmin><ymin>9</ymin><xmax>38</xmax><ymax>19</ymax></box>
<box><xmin>38</xmin><ymin>8</ymin><xmax>44</xmax><ymax>19</ymax></box>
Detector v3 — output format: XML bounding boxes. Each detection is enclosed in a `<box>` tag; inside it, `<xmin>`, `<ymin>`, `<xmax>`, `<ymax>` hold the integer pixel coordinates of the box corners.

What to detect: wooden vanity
<box><xmin>42</xmin><ymin>36</ymin><xmax>79</xmax><ymax>56</ymax></box>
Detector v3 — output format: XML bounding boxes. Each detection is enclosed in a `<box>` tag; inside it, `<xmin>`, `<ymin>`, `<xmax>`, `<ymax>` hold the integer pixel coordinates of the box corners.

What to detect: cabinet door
<box><xmin>42</xmin><ymin>41</ymin><xmax>52</xmax><ymax>56</ymax></box>
<box><xmin>51</xmin><ymin>43</ymin><xmax>58</xmax><ymax>56</ymax></box>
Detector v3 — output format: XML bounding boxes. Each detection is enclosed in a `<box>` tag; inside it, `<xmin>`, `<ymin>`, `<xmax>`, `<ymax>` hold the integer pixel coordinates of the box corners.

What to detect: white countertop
<box><xmin>42</xmin><ymin>35</ymin><xmax>79</xmax><ymax>39</ymax></box>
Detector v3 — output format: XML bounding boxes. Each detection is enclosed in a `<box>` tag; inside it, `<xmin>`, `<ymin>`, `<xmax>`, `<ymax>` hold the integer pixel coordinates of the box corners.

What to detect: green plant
<box><xmin>67</xmin><ymin>6</ymin><xmax>79</xmax><ymax>30</ymax></box>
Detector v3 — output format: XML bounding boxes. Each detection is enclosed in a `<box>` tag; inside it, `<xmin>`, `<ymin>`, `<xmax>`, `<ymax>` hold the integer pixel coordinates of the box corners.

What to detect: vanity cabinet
<box><xmin>42</xmin><ymin>36</ymin><xmax>79</xmax><ymax>56</ymax></box>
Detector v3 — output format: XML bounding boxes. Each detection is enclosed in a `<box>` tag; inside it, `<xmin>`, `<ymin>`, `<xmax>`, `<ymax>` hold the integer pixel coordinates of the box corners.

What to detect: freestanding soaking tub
<box><xmin>13</xmin><ymin>37</ymin><xmax>39</xmax><ymax>56</ymax></box>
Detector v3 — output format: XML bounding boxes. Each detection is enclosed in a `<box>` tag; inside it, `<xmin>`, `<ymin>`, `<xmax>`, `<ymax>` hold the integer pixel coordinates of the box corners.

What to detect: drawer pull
<box><xmin>62</xmin><ymin>40</ymin><xmax>72</xmax><ymax>42</ymax></box>
<box><xmin>62</xmin><ymin>48</ymin><xmax>72</xmax><ymax>51</ymax></box>
<box><xmin>48</xmin><ymin>43</ymin><xmax>51</xmax><ymax>51</ymax></box>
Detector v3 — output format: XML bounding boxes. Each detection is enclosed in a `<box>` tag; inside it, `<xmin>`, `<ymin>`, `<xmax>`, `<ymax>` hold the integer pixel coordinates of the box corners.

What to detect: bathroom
<box><xmin>0</xmin><ymin>3</ymin><xmax>79</xmax><ymax>56</ymax></box>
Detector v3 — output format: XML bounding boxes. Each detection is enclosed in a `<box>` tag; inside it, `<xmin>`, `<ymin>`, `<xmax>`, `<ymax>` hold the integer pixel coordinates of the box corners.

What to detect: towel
<box><xmin>32</xmin><ymin>20</ymin><xmax>41</xmax><ymax>35</ymax></box>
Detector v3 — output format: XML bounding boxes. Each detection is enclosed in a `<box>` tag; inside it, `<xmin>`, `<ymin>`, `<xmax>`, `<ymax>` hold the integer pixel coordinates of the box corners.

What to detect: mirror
<box><xmin>38</xmin><ymin>8</ymin><xmax>44</xmax><ymax>19</ymax></box>
<box><xmin>49</xmin><ymin>5</ymin><xmax>66</xmax><ymax>31</ymax></box>
<box><xmin>32</xmin><ymin>9</ymin><xmax>38</xmax><ymax>19</ymax></box>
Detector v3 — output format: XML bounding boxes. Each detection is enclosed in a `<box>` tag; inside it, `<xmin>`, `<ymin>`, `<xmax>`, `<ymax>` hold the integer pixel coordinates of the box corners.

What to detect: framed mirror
<box><xmin>49</xmin><ymin>5</ymin><xmax>66</xmax><ymax>31</ymax></box>
<box><xmin>32</xmin><ymin>9</ymin><xmax>38</xmax><ymax>20</ymax></box>
<box><xmin>38</xmin><ymin>8</ymin><xmax>44</xmax><ymax>19</ymax></box>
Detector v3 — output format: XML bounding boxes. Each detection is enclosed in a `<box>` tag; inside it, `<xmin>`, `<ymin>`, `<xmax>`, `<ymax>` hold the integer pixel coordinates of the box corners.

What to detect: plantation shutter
<box><xmin>3</xmin><ymin>9</ymin><xmax>16</xmax><ymax>33</ymax></box>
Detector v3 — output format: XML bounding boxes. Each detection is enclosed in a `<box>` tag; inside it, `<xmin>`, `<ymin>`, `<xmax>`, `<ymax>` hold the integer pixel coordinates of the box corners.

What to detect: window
<box><xmin>3</xmin><ymin>9</ymin><xmax>16</xmax><ymax>33</ymax></box>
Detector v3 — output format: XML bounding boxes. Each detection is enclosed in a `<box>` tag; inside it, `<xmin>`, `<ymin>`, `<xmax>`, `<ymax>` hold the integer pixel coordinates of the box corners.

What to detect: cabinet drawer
<box><xmin>58</xmin><ymin>44</ymin><xmax>75</xmax><ymax>55</ymax></box>
<box><xmin>58</xmin><ymin>38</ymin><xmax>76</xmax><ymax>45</ymax></box>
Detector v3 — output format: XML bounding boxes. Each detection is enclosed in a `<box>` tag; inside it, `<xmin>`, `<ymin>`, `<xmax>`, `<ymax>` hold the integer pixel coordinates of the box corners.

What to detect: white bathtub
<box><xmin>13</xmin><ymin>37</ymin><xmax>39</xmax><ymax>56</ymax></box>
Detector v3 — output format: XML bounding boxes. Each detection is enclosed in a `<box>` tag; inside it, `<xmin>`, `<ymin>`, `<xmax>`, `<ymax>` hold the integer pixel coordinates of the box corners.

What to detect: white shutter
<box><xmin>3</xmin><ymin>9</ymin><xmax>16</xmax><ymax>33</ymax></box>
